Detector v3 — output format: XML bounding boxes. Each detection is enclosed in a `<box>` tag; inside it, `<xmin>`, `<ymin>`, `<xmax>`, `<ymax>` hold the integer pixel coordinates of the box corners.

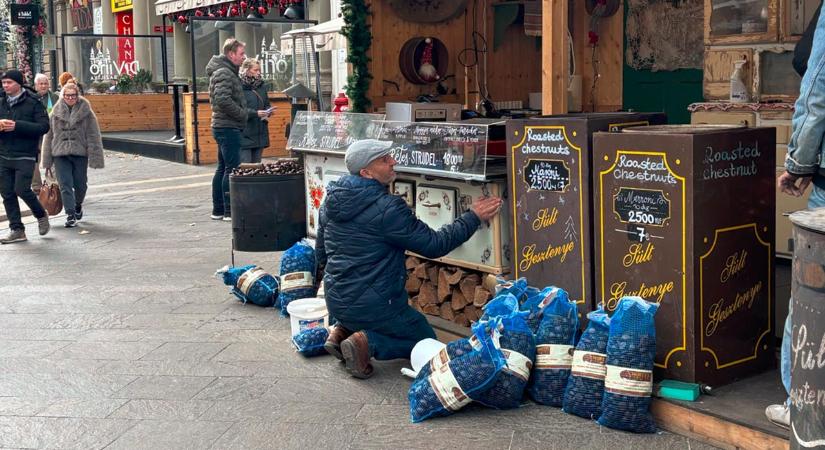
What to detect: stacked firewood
<box><xmin>405</xmin><ymin>256</ymin><xmax>495</xmax><ymax>327</ymax></box>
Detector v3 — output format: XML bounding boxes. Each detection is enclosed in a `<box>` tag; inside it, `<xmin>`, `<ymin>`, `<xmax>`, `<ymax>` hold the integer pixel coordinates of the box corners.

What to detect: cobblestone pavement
<box><xmin>0</xmin><ymin>152</ymin><xmax>718</xmax><ymax>449</ymax></box>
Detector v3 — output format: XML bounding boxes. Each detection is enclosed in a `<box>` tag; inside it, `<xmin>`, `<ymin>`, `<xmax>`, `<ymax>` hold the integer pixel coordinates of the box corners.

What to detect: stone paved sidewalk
<box><xmin>0</xmin><ymin>152</ymin><xmax>717</xmax><ymax>449</ymax></box>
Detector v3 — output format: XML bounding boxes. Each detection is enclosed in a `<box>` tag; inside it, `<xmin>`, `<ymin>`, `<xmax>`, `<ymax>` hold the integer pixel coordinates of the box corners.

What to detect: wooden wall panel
<box><xmin>572</xmin><ymin>0</ymin><xmax>623</xmax><ymax>112</ymax></box>
<box><xmin>86</xmin><ymin>94</ymin><xmax>174</xmax><ymax>132</ymax></box>
<box><xmin>183</xmin><ymin>93</ymin><xmax>291</xmax><ymax>165</ymax></box>
<box><xmin>703</xmin><ymin>48</ymin><xmax>753</xmax><ymax>100</ymax></box>
<box><xmin>366</xmin><ymin>0</ymin><xmax>542</xmax><ymax>111</ymax></box>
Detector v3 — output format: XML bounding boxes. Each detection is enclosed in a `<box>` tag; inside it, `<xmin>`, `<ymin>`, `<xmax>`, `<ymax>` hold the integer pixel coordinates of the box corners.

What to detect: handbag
<box><xmin>38</xmin><ymin>168</ymin><xmax>63</xmax><ymax>216</ymax></box>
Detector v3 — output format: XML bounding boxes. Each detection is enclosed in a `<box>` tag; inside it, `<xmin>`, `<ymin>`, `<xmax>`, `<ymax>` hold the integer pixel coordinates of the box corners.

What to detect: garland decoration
<box><xmin>1</xmin><ymin>0</ymin><xmax>46</xmax><ymax>83</ymax></box>
<box><xmin>341</xmin><ymin>0</ymin><xmax>372</xmax><ymax>112</ymax></box>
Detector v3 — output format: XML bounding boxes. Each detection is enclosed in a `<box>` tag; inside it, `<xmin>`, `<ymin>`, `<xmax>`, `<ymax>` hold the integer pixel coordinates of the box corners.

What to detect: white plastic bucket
<box><xmin>286</xmin><ymin>298</ymin><xmax>329</xmax><ymax>336</ymax></box>
<box><xmin>410</xmin><ymin>338</ymin><xmax>446</xmax><ymax>374</ymax></box>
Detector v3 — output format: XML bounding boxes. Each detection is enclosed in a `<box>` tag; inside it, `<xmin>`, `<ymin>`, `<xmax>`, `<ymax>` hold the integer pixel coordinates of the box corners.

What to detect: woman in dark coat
<box><xmin>239</xmin><ymin>58</ymin><xmax>273</xmax><ymax>163</ymax></box>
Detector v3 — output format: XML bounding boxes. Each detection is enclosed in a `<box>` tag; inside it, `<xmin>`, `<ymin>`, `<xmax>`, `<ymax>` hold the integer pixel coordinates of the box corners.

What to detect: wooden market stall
<box><xmin>532</xmin><ymin>1</ymin><xmax>818</xmax><ymax>448</ymax></box>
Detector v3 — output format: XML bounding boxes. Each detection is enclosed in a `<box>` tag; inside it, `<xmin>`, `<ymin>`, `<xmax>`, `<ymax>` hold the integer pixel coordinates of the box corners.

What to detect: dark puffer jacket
<box><xmin>317</xmin><ymin>175</ymin><xmax>481</xmax><ymax>324</ymax></box>
<box><xmin>0</xmin><ymin>88</ymin><xmax>50</xmax><ymax>160</ymax></box>
<box><xmin>206</xmin><ymin>55</ymin><xmax>246</xmax><ymax>129</ymax></box>
<box><xmin>241</xmin><ymin>81</ymin><xmax>270</xmax><ymax>150</ymax></box>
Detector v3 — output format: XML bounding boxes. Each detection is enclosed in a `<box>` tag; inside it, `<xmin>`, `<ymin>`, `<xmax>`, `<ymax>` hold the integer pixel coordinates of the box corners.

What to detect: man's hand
<box><xmin>777</xmin><ymin>171</ymin><xmax>812</xmax><ymax>197</ymax></box>
<box><xmin>0</xmin><ymin>120</ymin><xmax>13</xmax><ymax>132</ymax></box>
<box><xmin>471</xmin><ymin>196</ymin><xmax>502</xmax><ymax>222</ymax></box>
<box><xmin>256</xmin><ymin>110</ymin><xmax>269</xmax><ymax>118</ymax></box>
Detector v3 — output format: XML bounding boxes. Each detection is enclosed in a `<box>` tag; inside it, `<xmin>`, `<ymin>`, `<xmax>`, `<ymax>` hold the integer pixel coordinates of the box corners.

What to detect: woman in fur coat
<box><xmin>41</xmin><ymin>83</ymin><xmax>104</xmax><ymax>228</ymax></box>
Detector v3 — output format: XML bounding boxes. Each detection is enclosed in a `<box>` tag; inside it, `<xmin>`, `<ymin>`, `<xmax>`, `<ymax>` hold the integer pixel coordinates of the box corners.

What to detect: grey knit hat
<box><xmin>345</xmin><ymin>139</ymin><xmax>394</xmax><ymax>175</ymax></box>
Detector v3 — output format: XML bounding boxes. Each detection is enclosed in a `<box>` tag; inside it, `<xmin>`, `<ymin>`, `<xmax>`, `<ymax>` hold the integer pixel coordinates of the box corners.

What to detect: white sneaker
<box><xmin>765</xmin><ymin>403</ymin><xmax>790</xmax><ymax>429</ymax></box>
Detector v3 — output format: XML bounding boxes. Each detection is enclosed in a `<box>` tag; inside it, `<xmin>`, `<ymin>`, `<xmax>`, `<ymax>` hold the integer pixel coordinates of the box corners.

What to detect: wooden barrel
<box><xmin>398</xmin><ymin>37</ymin><xmax>449</xmax><ymax>85</ymax></box>
<box><xmin>789</xmin><ymin>207</ymin><xmax>825</xmax><ymax>450</ymax></box>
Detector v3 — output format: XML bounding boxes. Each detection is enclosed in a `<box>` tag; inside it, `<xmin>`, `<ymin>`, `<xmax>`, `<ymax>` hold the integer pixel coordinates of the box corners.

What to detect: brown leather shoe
<box><xmin>340</xmin><ymin>331</ymin><xmax>374</xmax><ymax>379</ymax></box>
<box><xmin>323</xmin><ymin>325</ymin><xmax>352</xmax><ymax>361</ymax></box>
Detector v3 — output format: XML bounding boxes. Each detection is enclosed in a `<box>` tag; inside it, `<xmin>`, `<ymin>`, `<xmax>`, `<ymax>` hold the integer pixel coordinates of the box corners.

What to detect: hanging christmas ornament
<box><xmin>194</xmin><ymin>9</ymin><xmax>204</xmax><ymax>16</ymax></box>
<box><xmin>230</xmin><ymin>6</ymin><xmax>239</xmax><ymax>16</ymax></box>
<box><xmin>177</xmin><ymin>15</ymin><xmax>187</xmax><ymax>24</ymax></box>
<box><xmin>240</xmin><ymin>1</ymin><xmax>248</xmax><ymax>10</ymax></box>
<box><xmin>418</xmin><ymin>38</ymin><xmax>439</xmax><ymax>82</ymax></box>
<box><xmin>258</xmin><ymin>6</ymin><xmax>268</xmax><ymax>15</ymax></box>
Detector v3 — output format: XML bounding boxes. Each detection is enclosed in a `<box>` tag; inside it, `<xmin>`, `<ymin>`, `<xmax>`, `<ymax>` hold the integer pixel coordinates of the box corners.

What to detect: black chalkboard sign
<box><xmin>523</xmin><ymin>159</ymin><xmax>570</xmax><ymax>192</ymax></box>
<box><xmin>612</xmin><ymin>188</ymin><xmax>670</xmax><ymax>227</ymax></box>
<box><xmin>11</xmin><ymin>4</ymin><xmax>39</xmax><ymax>26</ymax></box>
<box><xmin>380</xmin><ymin>121</ymin><xmax>489</xmax><ymax>180</ymax></box>
<box><xmin>287</xmin><ymin>111</ymin><xmax>385</xmax><ymax>154</ymax></box>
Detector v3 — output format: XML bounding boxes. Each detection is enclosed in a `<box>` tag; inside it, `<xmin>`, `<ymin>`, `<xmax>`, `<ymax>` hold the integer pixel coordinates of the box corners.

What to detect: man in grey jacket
<box><xmin>207</xmin><ymin>38</ymin><xmax>247</xmax><ymax>221</ymax></box>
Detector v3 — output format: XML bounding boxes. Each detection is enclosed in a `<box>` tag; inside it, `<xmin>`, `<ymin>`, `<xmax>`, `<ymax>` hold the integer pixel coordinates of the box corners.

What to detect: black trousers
<box><xmin>0</xmin><ymin>159</ymin><xmax>46</xmax><ymax>231</ymax></box>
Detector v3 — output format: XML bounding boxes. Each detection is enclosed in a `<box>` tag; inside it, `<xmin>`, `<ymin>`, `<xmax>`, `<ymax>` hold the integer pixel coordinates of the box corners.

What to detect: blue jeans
<box><xmin>240</xmin><ymin>147</ymin><xmax>263</xmax><ymax>164</ymax></box>
<box><xmin>53</xmin><ymin>155</ymin><xmax>88</xmax><ymax>217</ymax></box>
<box><xmin>338</xmin><ymin>305</ymin><xmax>437</xmax><ymax>360</ymax></box>
<box><xmin>781</xmin><ymin>184</ymin><xmax>825</xmax><ymax>399</ymax></box>
<box><xmin>211</xmin><ymin>128</ymin><xmax>241</xmax><ymax>216</ymax></box>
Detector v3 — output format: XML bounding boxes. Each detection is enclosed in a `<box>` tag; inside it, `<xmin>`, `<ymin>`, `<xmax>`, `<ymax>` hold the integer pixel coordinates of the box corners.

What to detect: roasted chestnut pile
<box><xmin>231</xmin><ymin>160</ymin><xmax>304</xmax><ymax>176</ymax></box>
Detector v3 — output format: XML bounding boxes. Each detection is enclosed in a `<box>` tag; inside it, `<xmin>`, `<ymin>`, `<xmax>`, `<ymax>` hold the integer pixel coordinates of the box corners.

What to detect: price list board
<box><xmin>594</xmin><ymin>125</ymin><xmax>776</xmax><ymax>385</ymax></box>
<box><xmin>506</xmin><ymin>113</ymin><xmax>666</xmax><ymax>324</ymax></box>
<box><xmin>379</xmin><ymin>121</ymin><xmax>490</xmax><ymax>181</ymax></box>
<box><xmin>287</xmin><ymin>111</ymin><xmax>385</xmax><ymax>154</ymax></box>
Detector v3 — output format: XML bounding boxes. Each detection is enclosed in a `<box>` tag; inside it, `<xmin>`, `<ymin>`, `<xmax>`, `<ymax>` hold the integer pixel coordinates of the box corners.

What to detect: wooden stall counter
<box><xmin>183</xmin><ymin>92</ymin><xmax>292</xmax><ymax>165</ymax></box>
<box><xmin>86</xmin><ymin>93</ymin><xmax>174</xmax><ymax>133</ymax></box>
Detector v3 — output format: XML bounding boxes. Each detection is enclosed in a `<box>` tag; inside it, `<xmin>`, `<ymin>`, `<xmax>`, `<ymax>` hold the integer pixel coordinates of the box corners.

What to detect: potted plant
<box><xmin>132</xmin><ymin>69</ymin><xmax>153</xmax><ymax>93</ymax></box>
<box><xmin>115</xmin><ymin>74</ymin><xmax>133</xmax><ymax>94</ymax></box>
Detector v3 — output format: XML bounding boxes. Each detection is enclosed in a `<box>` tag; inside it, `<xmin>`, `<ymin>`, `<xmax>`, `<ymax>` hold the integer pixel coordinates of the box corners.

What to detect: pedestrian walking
<box><xmin>41</xmin><ymin>83</ymin><xmax>104</xmax><ymax>228</ymax></box>
<box><xmin>207</xmin><ymin>38</ymin><xmax>247</xmax><ymax>221</ymax></box>
<box><xmin>58</xmin><ymin>71</ymin><xmax>84</xmax><ymax>95</ymax></box>
<box><xmin>239</xmin><ymin>58</ymin><xmax>273</xmax><ymax>164</ymax></box>
<box><xmin>31</xmin><ymin>73</ymin><xmax>58</xmax><ymax>195</ymax></box>
<box><xmin>316</xmin><ymin>139</ymin><xmax>502</xmax><ymax>378</ymax></box>
<box><xmin>0</xmin><ymin>69</ymin><xmax>51</xmax><ymax>244</ymax></box>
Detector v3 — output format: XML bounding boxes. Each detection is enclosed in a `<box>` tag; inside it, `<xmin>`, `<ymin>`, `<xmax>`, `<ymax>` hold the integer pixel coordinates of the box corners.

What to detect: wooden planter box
<box><xmin>183</xmin><ymin>93</ymin><xmax>291</xmax><ymax>165</ymax></box>
<box><xmin>86</xmin><ymin>93</ymin><xmax>174</xmax><ymax>132</ymax></box>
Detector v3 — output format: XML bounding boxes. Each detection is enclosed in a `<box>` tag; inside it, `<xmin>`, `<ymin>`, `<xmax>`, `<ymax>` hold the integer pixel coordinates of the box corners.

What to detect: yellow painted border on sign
<box><xmin>699</xmin><ymin>223</ymin><xmax>772</xmax><ymax>369</ymax></box>
<box><xmin>510</xmin><ymin>125</ymin><xmax>586</xmax><ymax>305</ymax></box>
<box><xmin>112</xmin><ymin>0</ymin><xmax>133</xmax><ymax>13</ymax></box>
<box><xmin>598</xmin><ymin>150</ymin><xmax>686</xmax><ymax>370</ymax></box>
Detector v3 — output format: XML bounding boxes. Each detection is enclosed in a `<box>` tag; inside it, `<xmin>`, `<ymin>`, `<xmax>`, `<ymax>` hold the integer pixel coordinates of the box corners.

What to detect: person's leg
<box><xmin>239</xmin><ymin>148</ymin><xmax>252</xmax><ymax>164</ymax></box>
<box><xmin>13</xmin><ymin>160</ymin><xmax>46</xmax><ymax>220</ymax></box>
<box><xmin>72</xmin><ymin>156</ymin><xmax>89</xmax><ymax>211</ymax></box>
<box><xmin>362</xmin><ymin>306</ymin><xmax>437</xmax><ymax>361</ymax></box>
<box><xmin>781</xmin><ymin>297</ymin><xmax>794</xmax><ymax>397</ymax></box>
<box><xmin>251</xmin><ymin>148</ymin><xmax>263</xmax><ymax>163</ymax></box>
<box><xmin>0</xmin><ymin>164</ymin><xmax>23</xmax><ymax>231</ymax></box>
<box><xmin>53</xmin><ymin>156</ymin><xmax>77</xmax><ymax>217</ymax></box>
<box><xmin>221</xmin><ymin>129</ymin><xmax>242</xmax><ymax>217</ymax></box>
<box><xmin>768</xmin><ymin>184</ymin><xmax>825</xmax><ymax>427</ymax></box>
<box><xmin>808</xmin><ymin>184</ymin><xmax>825</xmax><ymax>209</ymax></box>
<box><xmin>211</xmin><ymin>128</ymin><xmax>227</xmax><ymax>217</ymax></box>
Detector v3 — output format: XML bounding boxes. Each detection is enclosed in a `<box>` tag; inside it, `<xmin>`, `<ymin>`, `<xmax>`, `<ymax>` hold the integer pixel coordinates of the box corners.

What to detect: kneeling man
<box><xmin>316</xmin><ymin>139</ymin><xmax>501</xmax><ymax>378</ymax></box>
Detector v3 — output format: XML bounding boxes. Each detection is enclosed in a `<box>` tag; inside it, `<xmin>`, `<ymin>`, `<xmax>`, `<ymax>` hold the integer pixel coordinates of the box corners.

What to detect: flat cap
<box><xmin>345</xmin><ymin>139</ymin><xmax>394</xmax><ymax>175</ymax></box>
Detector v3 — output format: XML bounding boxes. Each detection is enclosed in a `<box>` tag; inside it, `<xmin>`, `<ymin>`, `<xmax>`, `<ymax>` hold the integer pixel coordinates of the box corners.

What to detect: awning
<box><xmin>155</xmin><ymin>0</ymin><xmax>227</xmax><ymax>16</ymax></box>
<box><xmin>280</xmin><ymin>18</ymin><xmax>346</xmax><ymax>53</ymax></box>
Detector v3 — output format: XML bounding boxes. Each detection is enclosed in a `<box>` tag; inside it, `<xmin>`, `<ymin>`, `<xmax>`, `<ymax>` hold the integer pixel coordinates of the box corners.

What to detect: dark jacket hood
<box><xmin>205</xmin><ymin>55</ymin><xmax>238</xmax><ymax>77</ymax></box>
<box><xmin>324</xmin><ymin>175</ymin><xmax>388</xmax><ymax>222</ymax></box>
